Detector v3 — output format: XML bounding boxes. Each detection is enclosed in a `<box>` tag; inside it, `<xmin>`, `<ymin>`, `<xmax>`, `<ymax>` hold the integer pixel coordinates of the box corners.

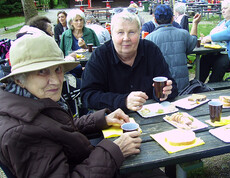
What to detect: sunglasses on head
<box><xmin>113</xmin><ymin>7</ymin><xmax>138</xmax><ymax>14</ymax></box>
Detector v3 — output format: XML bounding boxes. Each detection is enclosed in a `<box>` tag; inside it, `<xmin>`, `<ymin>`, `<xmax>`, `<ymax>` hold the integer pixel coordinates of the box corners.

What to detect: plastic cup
<box><xmin>153</xmin><ymin>77</ymin><xmax>168</xmax><ymax>99</ymax></box>
<box><xmin>92</xmin><ymin>46</ymin><xmax>97</xmax><ymax>51</ymax></box>
<box><xmin>87</xmin><ymin>43</ymin><xmax>93</xmax><ymax>52</ymax></box>
<box><xmin>197</xmin><ymin>39</ymin><xmax>201</xmax><ymax>48</ymax></box>
<box><xmin>208</xmin><ymin>100</ymin><xmax>223</xmax><ymax>123</ymax></box>
<box><xmin>121</xmin><ymin>123</ymin><xmax>139</xmax><ymax>133</ymax></box>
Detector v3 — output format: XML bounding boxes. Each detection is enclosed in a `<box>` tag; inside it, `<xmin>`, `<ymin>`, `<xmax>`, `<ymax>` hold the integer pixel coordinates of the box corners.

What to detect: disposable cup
<box><xmin>153</xmin><ymin>77</ymin><xmax>168</xmax><ymax>99</ymax></box>
<box><xmin>121</xmin><ymin>123</ymin><xmax>139</xmax><ymax>133</ymax></box>
<box><xmin>87</xmin><ymin>43</ymin><xmax>93</xmax><ymax>52</ymax></box>
<box><xmin>208</xmin><ymin>100</ymin><xmax>223</xmax><ymax>123</ymax></box>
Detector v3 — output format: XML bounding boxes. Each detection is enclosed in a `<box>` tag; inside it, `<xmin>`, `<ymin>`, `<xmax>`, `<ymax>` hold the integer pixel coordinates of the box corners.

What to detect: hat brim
<box><xmin>0</xmin><ymin>60</ymin><xmax>79</xmax><ymax>83</ymax></box>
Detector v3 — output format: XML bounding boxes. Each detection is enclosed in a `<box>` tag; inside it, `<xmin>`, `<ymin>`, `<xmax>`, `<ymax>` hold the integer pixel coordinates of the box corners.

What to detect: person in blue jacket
<box><xmin>200</xmin><ymin>0</ymin><xmax>230</xmax><ymax>83</ymax></box>
<box><xmin>141</xmin><ymin>4</ymin><xmax>181</xmax><ymax>38</ymax></box>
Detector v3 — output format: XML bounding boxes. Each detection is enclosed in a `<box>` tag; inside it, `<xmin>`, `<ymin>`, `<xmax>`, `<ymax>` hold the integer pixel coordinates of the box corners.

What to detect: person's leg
<box><xmin>199</xmin><ymin>54</ymin><xmax>213</xmax><ymax>83</ymax></box>
<box><xmin>209</xmin><ymin>54</ymin><xmax>230</xmax><ymax>83</ymax></box>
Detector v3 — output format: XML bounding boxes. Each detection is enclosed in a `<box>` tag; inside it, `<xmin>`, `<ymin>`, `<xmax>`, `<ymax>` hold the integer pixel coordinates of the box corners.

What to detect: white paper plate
<box><xmin>209</xmin><ymin>125</ymin><xmax>230</xmax><ymax>143</ymax></box>
<box><xmin>137</xmin><ymin>102</ymin><xmax>178</xmax><ymax>118</ymax></box>
<box><xmin>163</xmin><ymin>112</ymin><xmax>208</xmax><ymax>131</ymax></box>
<box><xmin>173</xmin><ymin>96</ymin><xmax>210</xmax><ymax>110</ymax></box>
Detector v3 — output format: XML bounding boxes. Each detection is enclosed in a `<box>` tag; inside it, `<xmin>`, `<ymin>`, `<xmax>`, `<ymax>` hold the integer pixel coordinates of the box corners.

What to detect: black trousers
<box><xmin>199</xmin><ymin>53</ymin><xmax>230</xmax><ymax>83</ymax></box>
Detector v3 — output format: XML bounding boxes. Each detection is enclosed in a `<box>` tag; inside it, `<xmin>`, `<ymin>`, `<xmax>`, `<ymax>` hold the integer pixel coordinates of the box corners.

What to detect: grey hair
<box><xmin>111</xmin><ymin>12</ymin><xmax>141</xmax><ymax>33</ymax></box>
<box><xmin>174</xmin><ymin>2</ymin><xmax>186</xmax><ymax>15</ymax></box>
<box><xmin>85</xmin><ymin>15</ymin><xmax>96</xmax><ymax>24</ymax></box>
<box><xmin>67</xmin><ymin>9</ymin><xmax>85</xmax><ymax>30</ymax></box>
<box><xmin>11</xmin><ymin>73</ymin><xmax>28</xmax><ymax>85</ymax></box>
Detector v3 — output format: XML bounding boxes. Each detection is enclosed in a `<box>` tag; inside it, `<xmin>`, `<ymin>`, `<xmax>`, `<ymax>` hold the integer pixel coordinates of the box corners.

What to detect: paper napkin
<box><xmin>150</xmin><ymin>129</ymin><xmax>205</xmax><ymax>154</ymax></box>
<box><xmin>205</xmin><ymin>116</ymin><xmax>230</xmax><ymax>127</ymax></box>
<box><xmin>102</xmin><ymin>118</ymin><xmax>141</xmax><ymax>138</ymax></box>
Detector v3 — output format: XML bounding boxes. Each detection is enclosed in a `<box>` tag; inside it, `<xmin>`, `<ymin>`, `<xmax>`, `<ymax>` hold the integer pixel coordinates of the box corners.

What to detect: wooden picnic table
<box><xmin>116</xmin><ymin>89</ymin><xmax>230</xmax><ymax>177</ymax></box>
<box><xmin>85</xmin><ymin>7</ymin><xmax>112</xmax><ymax>21</ymax></box>
<box><xmin>188</xmin><ymin>46</ymin><xmax>225</xmax><ymax>80</ymax></box>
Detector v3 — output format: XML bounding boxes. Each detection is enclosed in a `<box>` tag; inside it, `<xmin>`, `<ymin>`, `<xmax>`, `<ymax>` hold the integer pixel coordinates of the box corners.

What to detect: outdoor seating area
<box><xmin>2</xmin><ymin>0</ymin><xmax>230</xmax><ymax>177</ymax></box>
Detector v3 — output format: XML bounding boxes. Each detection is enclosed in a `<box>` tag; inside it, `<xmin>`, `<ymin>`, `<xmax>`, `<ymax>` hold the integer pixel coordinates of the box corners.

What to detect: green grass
<box><xmin>0</xmin><ymin>16</ymin><xmax>25</xmax><ymax>28</ymax></box>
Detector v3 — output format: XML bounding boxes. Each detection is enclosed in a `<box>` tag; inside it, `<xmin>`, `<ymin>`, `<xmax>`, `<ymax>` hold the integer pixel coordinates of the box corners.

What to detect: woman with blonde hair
<box><xmin>54</xmin><ymin>10</ymin><xmax>68</xmax><ymax>45</ymax></box>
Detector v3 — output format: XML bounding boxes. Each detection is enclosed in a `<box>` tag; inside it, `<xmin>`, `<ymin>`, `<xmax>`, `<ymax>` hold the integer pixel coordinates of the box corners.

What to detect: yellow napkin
<box><xmin>204</xmin><ymin>44</ymin><xmax>222</xmax><ymax>49</ymax></box>
<box><xmin>102</xmin><ymin>118</ymin><xmax>141</xmax><ymax>138</ymax></box>
<box><xmin>205</xmin><ymin>117</ymin><xmax>230</xmax><ymax>127</ymax></box>
<box><xmin>150</xmin><ymin>129</ymin><xmax>205</xmax><ymax>154</ymax></box>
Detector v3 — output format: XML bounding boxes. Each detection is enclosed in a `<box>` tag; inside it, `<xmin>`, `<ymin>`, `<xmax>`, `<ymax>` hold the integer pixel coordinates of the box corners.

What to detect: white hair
<box><xmin>67</xmin><ymin>9</ymin><xmax>85</xmax><ymax>30</ymax></box>
<box><xmin>174</xmin><ymin>2</ymin><xmax>186</xmax><ymax>15</ymax></box>
<box><xmin>111</xmin><ymin>12</ymin><xmax>141</xmax><ymax>33</ymax></box>
<box><xmin>12</xmin><ymin>73</ymin><xmax>28</xmax><ymax>85</ymax></box>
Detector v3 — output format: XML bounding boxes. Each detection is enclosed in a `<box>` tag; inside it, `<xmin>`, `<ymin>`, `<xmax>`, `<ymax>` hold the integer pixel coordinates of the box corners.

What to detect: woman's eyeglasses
<box><xmin>113</xmin><ymin>8</ymin><xmax>138</xmax><ymax>14</ymax></box>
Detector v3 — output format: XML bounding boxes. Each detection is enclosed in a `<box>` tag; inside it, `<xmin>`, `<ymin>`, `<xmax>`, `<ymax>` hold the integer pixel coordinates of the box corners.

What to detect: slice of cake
<box><xmin>188</xmin><ymin>94</ymin><xmax>207</xmax><ymax>102</ymax></box>
<box><xmin>165</xmin><ymin>129</ymin><xmax>196</xmax><ymax>146</ymax></box>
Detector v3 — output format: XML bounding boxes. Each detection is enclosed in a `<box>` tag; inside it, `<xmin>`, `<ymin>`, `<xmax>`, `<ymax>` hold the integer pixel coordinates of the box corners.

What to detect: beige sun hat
<box><xmin>0</xmin><ymin>27</ymin><xmax>79</xmax><ymax>83</ymax></box>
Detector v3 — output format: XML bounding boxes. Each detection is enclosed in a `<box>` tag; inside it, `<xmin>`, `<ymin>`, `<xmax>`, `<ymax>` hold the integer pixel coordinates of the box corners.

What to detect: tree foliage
<box><xmin>0</xmin><ymin>0</ymin><xmax>23</xmax><ymax>17</ymax></box>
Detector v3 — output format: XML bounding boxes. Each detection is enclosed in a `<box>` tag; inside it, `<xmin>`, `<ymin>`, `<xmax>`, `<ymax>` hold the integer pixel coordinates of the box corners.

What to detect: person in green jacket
<box><xmin>60</xmin><ymin>8</ymin><xmax>100</xmax><ymax>57</ymax></box>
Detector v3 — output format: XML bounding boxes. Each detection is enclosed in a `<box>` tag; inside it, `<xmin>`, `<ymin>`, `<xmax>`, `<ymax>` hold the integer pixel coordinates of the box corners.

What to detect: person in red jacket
<box><xmin>0</xmin><ymin>27</ymin><xmax>143</xmax><ymax>178</ymax></box>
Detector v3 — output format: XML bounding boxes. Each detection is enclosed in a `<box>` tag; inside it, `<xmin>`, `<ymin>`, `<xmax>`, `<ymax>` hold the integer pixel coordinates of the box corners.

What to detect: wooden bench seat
<box><xmin>206</xmin><ymin>81</ymin><xmax>230</xmax><ymax>90</ymax></box>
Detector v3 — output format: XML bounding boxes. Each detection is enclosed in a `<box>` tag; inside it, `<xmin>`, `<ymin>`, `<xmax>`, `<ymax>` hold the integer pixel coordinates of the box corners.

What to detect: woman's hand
<box><xmin>201</xmin><ymin>36</ymin><xmax>212</xmax><ymax>44</ymax></box>
<box><xmin>193</xmin><ymin>13</ymin><xmax>201</xmax><ymax>24</ymax></box>
<box><xmin>105</xmin><ymin>108</ymin><xmax>130</xmax><ymax>126</ymax></box>
<box><xmin>153</xmin><ymin>80</ymin><xmax>172</xmax><ymax>101</ymax></box>
<box><xmin>126</xmin><ymin>91</ymin><xmax>148</xmax><ymax>111</ymax></box>
<box><xmin>114</xmin><ymin>131</ymin><xmax>142</xmax><ymax>157</ymax></box>
<box><xmin>78</xmin><ymin>38</ymin><xmax>87</xmax><ymax>49</ymax></box>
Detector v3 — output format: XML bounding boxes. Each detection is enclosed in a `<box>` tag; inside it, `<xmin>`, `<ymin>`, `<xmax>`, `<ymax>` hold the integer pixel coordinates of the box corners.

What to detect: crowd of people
<box><xmin>0</xmin><ymin>0</ymin><xmax>230</xmax><ymax>177</ymax></box>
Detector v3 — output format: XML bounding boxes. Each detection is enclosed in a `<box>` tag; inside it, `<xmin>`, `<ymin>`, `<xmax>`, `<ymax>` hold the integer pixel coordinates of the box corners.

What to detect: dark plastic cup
<box><xmin>87</xmin><ymin>43</ymin><xmax>93</xmax><ymax>52</ymax></box>
<box><xmin>121</xmin><ymin>123</ymin><xmax>139</xmax><ymax>133</ymax></box>
<box><xmin>208</xmin><ymin>100</ymin><xmax>223</xmax><ymax>123</ymax></box>
<box><xmin>153</xmin><ymin>77</ymin><xmax>168</xmax><ymax>99</ymax></box>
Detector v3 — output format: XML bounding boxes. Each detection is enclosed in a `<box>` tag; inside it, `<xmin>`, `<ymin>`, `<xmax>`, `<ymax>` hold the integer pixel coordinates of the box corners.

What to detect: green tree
<box><xmin>20</xmin><ymin>0</ymin><xmax>38</xmax><ymax>23</ymax></box>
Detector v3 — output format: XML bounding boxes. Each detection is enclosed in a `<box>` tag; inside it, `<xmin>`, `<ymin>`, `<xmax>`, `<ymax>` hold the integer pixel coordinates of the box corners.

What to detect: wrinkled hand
<box><xmin>152</xmin><ymin>80</ymin><xmax>173</xmax><ymax>101</ymax></box>
<box><xmin>126</xmin><ymin>91</ymin><xmax>148</xmax><ymax>111</ymax></box>
<box><xmin>193</xmin><ymin>13</ymin><xmax>201</xmax><ymax>24</ymax></box>
<box><xmin>105</xmin><ymin>108</ymin><xmax>130</xmax><ymax>126</ymax></box>
<box><xmin>201</xmin><ymin>36</ymin><xmax>212</xmax><ymax>44</ymax></box>
<box><xmin>114</xmin><ymin>131</ymin><xmax>142</xmax><ymax>157</ymax></box>
<box><xmin>78</xmin><ymin>38</ymin><xmax>86</xmax><ymax>48</ymax></box>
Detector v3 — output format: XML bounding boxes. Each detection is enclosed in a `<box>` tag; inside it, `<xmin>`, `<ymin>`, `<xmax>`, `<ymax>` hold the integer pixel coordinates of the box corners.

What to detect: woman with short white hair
<box><xmin>60</xmin><ymin>9</ymin><xmax>100</xmax><ymax>57</ymax></box>
<box><xmin>174</xmin><ymin>2</ymin><xmax>189</xmax><ymax>31</ymax></box>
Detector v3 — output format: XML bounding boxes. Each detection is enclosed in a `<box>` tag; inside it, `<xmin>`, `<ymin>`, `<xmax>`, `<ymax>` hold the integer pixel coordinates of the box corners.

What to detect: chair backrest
<box><xmin>0</xmin><ymin>161</ymin><xmax>16</xmax><ymax>178</ymax></box>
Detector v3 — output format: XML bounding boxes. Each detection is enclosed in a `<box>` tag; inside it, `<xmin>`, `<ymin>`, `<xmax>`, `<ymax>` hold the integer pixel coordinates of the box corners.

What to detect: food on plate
<box><xmin>204</xmin><ymin>44</ymin><xmax>222</xmax><ymax>49</ymax></box>
<box><xmin>188</xmin><ymin>94</ymin><xmax>207</xmax><ymax>102</ymax></box>
<box><xmin>140</xmin><ymin>108</ymin><xmax>150</xmax><ymax>115</ymax></box>
<box><xmin>219</xmin><ymin>96</ymin><xmax>230</xmax><ymax>107</ymax></box>
<box><xmin>165</xmin><ymin>129</ymin><xmax>196</xmax><ymax>146</ymax></box>
<box><xmin>164</xmin><ymin>112</ymin><xmax>198</xmax><ymax>129</ymax></box>
<box><xmin>76</xmin><ymin>48</ymin><xmax>87</xmax><ymax>53</ymax></box>
<box><xmin>156</xmin><ymin>109</ymin><xmax>164</xmax><ymax>114</ymax></box>
<box><xmin>76</xmin><ymin>53</ymin><xmax>85</xmax><ymax>59</ymax></box>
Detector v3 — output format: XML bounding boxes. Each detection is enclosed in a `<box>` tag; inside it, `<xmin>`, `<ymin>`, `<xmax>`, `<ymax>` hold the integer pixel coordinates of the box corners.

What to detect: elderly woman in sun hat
<box><xmin>0</xmin><ymin>27</ymin><xmax>142</xmax><ymax>178</ymax></box>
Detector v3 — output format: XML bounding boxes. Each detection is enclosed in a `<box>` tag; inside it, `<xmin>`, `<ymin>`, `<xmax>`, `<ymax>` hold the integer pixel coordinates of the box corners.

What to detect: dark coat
<box><xmin>54</xmin><ymin>23</ymin><xmax>67</xmax><ymax>46</ymax></box>
<box><xmin>0</xmin><ymin>89</ymin><xmax>124</xmax><ymax>178</ymax></box>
